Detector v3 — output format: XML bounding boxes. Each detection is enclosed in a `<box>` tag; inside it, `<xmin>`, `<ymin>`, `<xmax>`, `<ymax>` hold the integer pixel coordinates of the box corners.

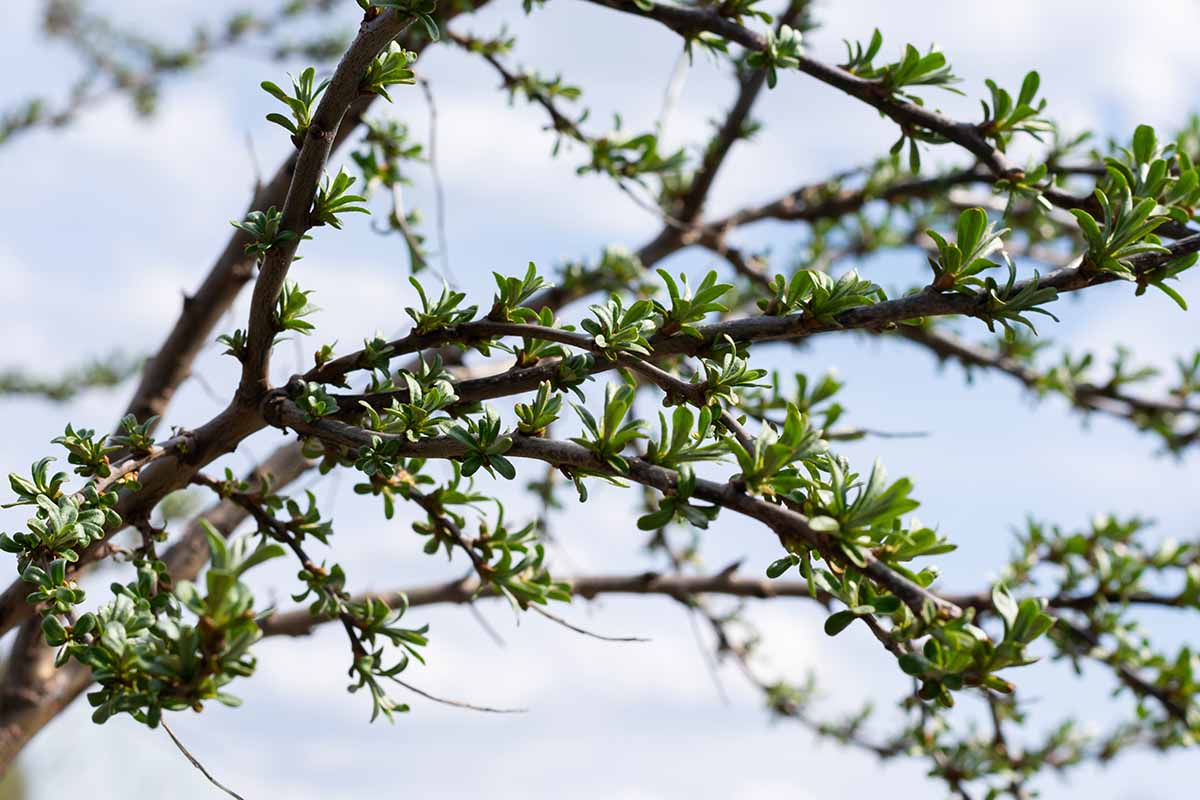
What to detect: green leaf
<box><xmin>823</xmin><ymin>610</ymin><xmax>857</xmax><ymax>636</ymax></box>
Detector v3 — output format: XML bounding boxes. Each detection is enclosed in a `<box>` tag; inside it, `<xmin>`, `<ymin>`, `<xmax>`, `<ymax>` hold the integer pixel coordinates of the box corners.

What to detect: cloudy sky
<box><xmin>2</xmin><ymin>1</ymin><xmax>1199</xmax><ymax>797</ymax></box>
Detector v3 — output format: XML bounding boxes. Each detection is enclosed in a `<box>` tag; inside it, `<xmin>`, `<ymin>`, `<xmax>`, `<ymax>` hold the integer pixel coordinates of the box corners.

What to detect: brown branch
<box><xmin>1055</xmin><ymin>619</ymin><xmax>1194</xmax><ymax>727</ymax></box>
<box><xmin>578</xmin><ymin>0</ymin><xmax>1192</xmax><ymax>239</ymax></box>
<box><xmin>897</xmin><ymin>325</ymin><xmax>1200</xmax><ymax>420</ymax></box>
<box><xmin>121</xmin><ymin>2</ymin><xmax>489</xmax><ymax>431</ymax></box>
<box><xmin>260</xmin><ymin>570</ymin><xmax>820</xmax><ymax>637</ymax></box>
<box><xmin>238</xmin><ymin>10</ymin><xmax>417</xmax><ymax>399</ymax></box>
<box><xmin>303</xmin><ymin>227</ymin><xmax>1200</xmax><ymax>406</ymax></box>
<box><xmin>265</xmin><ymin>398</ymin><xmax>960</xmax><ymax>622</ymax></box>
<box><xmin>640</xmin><ymin>0</ymin><xmax>814</xmax><ymax>261</ymax></box>
<box><xmin>528</xmin><ymin>604</ymin><xmax>649</xmax><ymax>643</ymax></box>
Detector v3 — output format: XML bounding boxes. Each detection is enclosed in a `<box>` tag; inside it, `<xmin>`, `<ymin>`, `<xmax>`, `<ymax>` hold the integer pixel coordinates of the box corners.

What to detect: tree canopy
<box><xmin>1</xmin><ymin>1</ymin><xmax>1199</xmax><ymax>797</ymax></box>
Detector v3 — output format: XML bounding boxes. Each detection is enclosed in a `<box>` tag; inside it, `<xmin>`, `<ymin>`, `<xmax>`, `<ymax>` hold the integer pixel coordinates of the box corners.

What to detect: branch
<box><xmin>265</xmin><ymin>398</ymin><xmax>961</xmax><ymax>622</ymax></box>
<box><xmin>1055</xmin><ymin>619</ymin><xmax>1194</xmax><ymax>727</ymax></box>
<box><xmin>121</xmin><ymin>2</ymin><xmax>489</xmax><ymax>430</ymax></box>
<box><xmin>238</xmin><ymin>9</ymin><xmax>417</xmax><ymax>399</ymax></box>
<box><xmin>0</xmin><ymin>355</ymin><xmax>139</xmax><ymax>403</ymax></box>
<box><xmin>260</xmin><ymin>569</ymin><xmax>822</xmax><ymax>636</ymax></box>
<box><xmin>897</xmin><ymin>325</ymin><xmax>1200</xmax><ymax>436</ymax></box>
<box><xmin>302</xmin><ymin>230</ymin><xmax>1200</xmax><ymax>403</ymax></box>
<box><xmin>579</xmin><ymin>0</ymin><xmax>1192</xmax><ymax>238</ymax></box>
<box><xmin>0</xmin><ymin>441</ymin><xmax>313</xmax><ymax>768</ymax></box>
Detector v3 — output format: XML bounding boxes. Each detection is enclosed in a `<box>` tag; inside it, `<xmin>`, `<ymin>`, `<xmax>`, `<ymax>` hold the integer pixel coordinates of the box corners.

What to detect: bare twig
<box><xmin>162</xmin><ymin>720</ymin><xmax>247</xmax><ymax>800</ymax></box>
<box><xmin>530</xmin><ymin>604</ymin><xmax>649</xmax><ymax>643</ymax></box>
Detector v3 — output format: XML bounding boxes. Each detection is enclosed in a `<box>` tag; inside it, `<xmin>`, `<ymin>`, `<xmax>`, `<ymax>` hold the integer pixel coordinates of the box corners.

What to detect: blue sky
<box><xmin>1</xmin><ymin>1</ymin><xmax>1199</xmax><ymax>797</ymax></box>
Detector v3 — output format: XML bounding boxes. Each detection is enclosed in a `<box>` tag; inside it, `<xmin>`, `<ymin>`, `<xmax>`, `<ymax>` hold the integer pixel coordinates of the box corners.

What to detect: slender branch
<box><xmin>121</xmin><ymin>2</ymin><xmax>488</xmax><ymax>431</ymax></box>
<box><xmin>577</xmin><ymin>0</ymin><xmax>1196</xmax><ymax>239</ymax></box>
<box><xmin>897</xmin><ymin>325</ymin><xmax>1200</xmax><ymax>421</ymax></box>
<box><xmin>239</xmin><ymin>10</ymin><xmax>417</xmax><ymax>399</ymax></box>
<box><xmin>161</xmin><ymin>720</ymin><xmax>247</xmax><ymax>800</ymax></box>
<box><xmin>1055</xmin><ymin>619</ymin><xmax>1194</xmax><ymax>726</ymax></box>
<box><xmin>391</xmin><ymin>679</ymin><xmax>526</xmax><ymax>714</ymax></box>
<box><xmin>304</xmin><ymin>229</ymin><xmax>1200</xmax><ymax>403</ymax></box>
<box><xmin>528</xmin><ymin>605</ymin><xmax>649</xmax><ymax>643</ymax></box>
<box><xmin>260</xmin><ymin>570</ymin><xmax>820</xmax><ymax>637</ymax></box>
<box><xmin>265</xmin><ymin>398</ymin><xmax>961</xmax><ymax>622</ymax></box>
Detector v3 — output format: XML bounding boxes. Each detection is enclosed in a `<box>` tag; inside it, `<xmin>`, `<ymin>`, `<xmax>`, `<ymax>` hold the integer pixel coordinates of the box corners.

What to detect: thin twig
<box><xmin>419</xmin><ymin>77</ymin><xmax>454</xmax><ymax>284</ymax></box>
<box><xmin>467</xmin><ymin>603</ymin><xmax>508</xmax><ymax>647</ymax></box>
<box><xmin>685</xmin><ymin>604</ymin><xmax>731</xmax><ymax>704</ymax></box>
<box><xmin>530</xmin><ymin>604</ymin><xmax>649</xmax><ymax>643</ymax></box>
<box><xmin>655</xmin><ymin>46</ymin><xmax>690</xmax><ymax>139</ymax></box>
<box><xmin>161</xmin><ymin>719</ymin><xmax>247</xmax><ymax>800</ymax></box>
<box><xmin>394</xmin><ymin>679</ymin><xmax>526</xmax><ymax>713</ymax></box>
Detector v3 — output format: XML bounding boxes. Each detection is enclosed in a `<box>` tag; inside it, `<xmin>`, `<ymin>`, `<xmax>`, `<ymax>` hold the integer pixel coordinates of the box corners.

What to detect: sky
<box><xmin>1</xmin><ymin>0</ymin><xmax>1199</xmax><ymax>798</ymax></box>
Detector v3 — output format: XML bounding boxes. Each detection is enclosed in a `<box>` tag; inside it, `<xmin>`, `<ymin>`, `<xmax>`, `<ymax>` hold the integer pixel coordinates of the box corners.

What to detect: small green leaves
<box><xmin>823</xmin><ymin>609</ymin><xmax>858</xmax><ymax>636</ymax></box>
<box><xmin>296</xmin><ymin>381</ymin><xmax>338</xmax><ymax>421</ymax></box>
<box><xmin>261</xmin><ymin>67</ymin><xmax>329</xmax><ymax>146</ymax></box>
<box><xmin>283</xmin><ymin>490</ymin><xmax>335</xmax><ymax>545</ymax></box>
<box><xmin>15</xmin><ymin>11</ymin><xmax>1200</xmax><ymax>768</ymax></box>
<box><xmin>360</xmin><ymin>43</ymin><xmax>416</xmax><ymax>101</ymax></box>
<box><xmin>644</xmin><ymin>405</ymin><xmax>726</xmax><ymax>469</ymax></box>
<box><xmin>887</xmin><ymin>583</ymin><xmax>1054</xmax><ymax>709</ymax></box>
<box><xmin>511</xmin><ymin>307</ymin><xmax>570</xmax><ymax>366</ymax></box>
<box><xmin>696</xmin><ymin>345</ymin><xmax>769</xmax><ymax>409</ymax></box>
<box><xmin>359</xmin><ymin>334</ymin><xmax>394</xmax><ymax>373</ymax></box>
<box><xmin>747</xmin><ymin>25</ymin><xmax>804</xmax><ymax>89</ymax></box>
<box><xmin>1136</xmin><ymin>250</ymin><xmax>1196</xmax><ymax>310</ymax></box>
<box><xmin>514</xmin><ymin>381</ymin><xmax>562</xmax><ymax>436</ymax></box>
<box><xmin>840</xmin><ymin>29</ymin><xmax>884</xmax><ymax>75</ymax></box>
<box><xmin>571</xmin><ymin>383</ymin><xmax>645</xmax><ymax>473</ymax></box>
<box><xmin>926</xmin><ymin>207</ymin><xmax>1009</xmax><ymax>292</ymax></box>
<box><xmin>507</xmin><ymin>70</ymin><xmax>582</xmax><ymax>106</ymax></box>
<box><xmin>217</xmin><ymin>328</ymin><xmax>248</xmax><ymax>360</ymax></box>
<box><xmin>840</xmin><ymin>30</ymin><xmax>960</xmax><ymax>101</ymax></box>
<box><xmin>447</xmin><ymin>407</ymin><xmax>516</xmax><ymax>479</ymax></box>
<box><xmin>359</xmin><ymin>372</ymin><xmax>458</xmax><ymax>442</ymax></box>
<box><xmin>1072</xmin><ymin>172</ymin><xmax>1168</xmax><ymax>281</ymax></box>
<box><xmin>980</xmin><ymin>71</ymin><xmax>1051</xmax><ymax>150</ymax></box>
<box><xmin>758</xmin><ymin>270</ymin><xmax>883</xmax><ymax>321</ymax></box>
<box><xmin>1</xmin><ymin>494</ymin><xmax>109</xmax><ymax>572</ymax></box>
<box><xmin>991</xmin><ymin>584</ymin><xmax>1019</xmax><ymax>629</ymax></box>
<box><xmin>977</xmin><ymin>262</ymin><xmax>1059</xmax><ymax>339</ymax></box>
<box><xmin>359</xmin><ymin>0</ymin><xmax>441</xmax><ymax>42</ymax></box>
<box><xmin>654</xmin><ymin>269</ymin><xmax>731</xmax><ymax>338</ymax></box>
<box><xmin>405</xmin><ymin>277</ymin><xmax>477</xmax><ymax>334</ymax></box>
<box><xmin>113</xmin><ymin>414</ymin><xmax>157</xmax><ymax>455</ymax></box>
<box><xmin>581</xmin><ymin>126</ymin><xmax>686</xmax><ymax>182</ymax></box>
<box><xmin>881</xmin><ymin>44</ymin><xmax>959</xmax><ymax>97</ymax></box>
<box><xmin>74</xmin><ymin>525</ymin><xmax>283</xmax><ymax>724</ymax></box>
<box><xmin>582</xmin><ymin>294</ymin><xmax>656</xmax><ymax>358</ymax></box>
<box><xmin>5</xmin><ymin>458</ymin><xmax>68</xmax><ymax>508</ymax></box>
<box><xmin>232</xmin><ymin>206</ymin><xmax>298</xmax><ymax>258</ymax></box>
<box><xmin>204</xmin><ymin>521</ymin><xmax>287</xmax><ymax>580</ymax></box>
<box><xmin>636</xmin><ymin>466</ymin><xmax>719</xmax><ymax>531</ymax></box>
<box><xmin>53</xmin><ymin>424</ymin><xmax>118</xmax><ymax>478</ymax></box>
<box><xmin>838</xmin><ymin>30</ymin><xmax>963</xmax><ymax>169</ymax></box>
<box><xmin>490</xmin><ymin>262</ymin><xmax>550</xmax><ymax>322</ymax></box>
<box><xmin>730</xmin><ymin>405</ymin><xmax>826</xmax><ymax>495</ymax></box>
<box><xmin>814</xmin><ymin>458</ymin><xmax>918</xmax><ymax>536</ymax></box>
<box><xmin>766</xmin><ymin>553</ymin><xmax>800</xmax><ymax>579</ymax></box>
<box><xmin>312</xmin><ymin>168</ymin><xmax>370</xmax><ymax>229</ymax></box>
<box><xmin>1106</xmin><ymin>124</ymin><xmax>1200</xmax><ymax>223</ymax></box>
<box><xmin>274</xmin><ymin>282</ymin><xmax>318</xmax><ymax>338</ymax></box>
<box><xmin>552</xmin><ymin>353</ymin><xmax>595</xmax><ymax>399</ymax></box>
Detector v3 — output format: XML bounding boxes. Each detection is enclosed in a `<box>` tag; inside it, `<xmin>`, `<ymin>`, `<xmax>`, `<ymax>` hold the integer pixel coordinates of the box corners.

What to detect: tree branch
<box><xmin>260</xmin><ymin>569</ymin><xmax>823</xmax><ymax>636</ymax></box>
